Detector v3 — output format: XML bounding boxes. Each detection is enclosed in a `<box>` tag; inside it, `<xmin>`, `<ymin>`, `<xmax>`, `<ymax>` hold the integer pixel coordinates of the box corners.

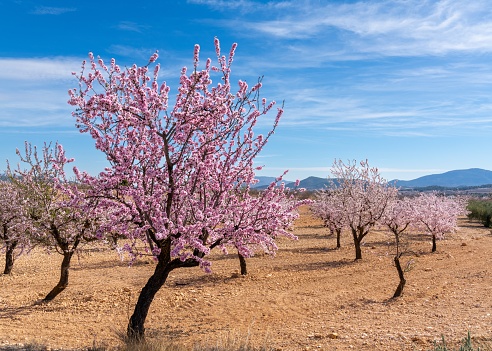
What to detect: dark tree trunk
<box><xmin>3</xmin><ymin>240</ymin><xmax>18</xmax><ymax>275</ymax></box>
<box><xmin>43</xmin><ymin>250</ymin><xmax>74</xmax><ymax>301</ymax></box>
<box><xmin>336</xmin><ymin>229</ymin><xmax>341</xmax><ymax>249</ymax></box>
<box><xmin>431</xmin><ymin>234</ymin><xmax>437</xmax><ymax>252</ymax></box>
<box><xmin>238</xmin><ymin>252</ymin><xmax>247</xmax><ymax>275</ymax></box>
<box><xmin>127</xmin><ymin>232</ymin><xmax>210</xmax><ymax>340</ymax></box>
<box><xmin>354</xmin><ymin>240</ymin><xmax>362</xmax><ymax>260</ymax></box>
<box><xmin>127</xmin><ymin>258</ymin><xmax>175</xmax><ymax>340</ymax></box>
<box><xmin>392</xmin><ymin>256</ymin><xmax>406</xmax><ymax>298</ymax></box>
<box><xmin>352</xmin><ymin>230</ymin><xmax>363</xmax><ymax>260</ymax></box>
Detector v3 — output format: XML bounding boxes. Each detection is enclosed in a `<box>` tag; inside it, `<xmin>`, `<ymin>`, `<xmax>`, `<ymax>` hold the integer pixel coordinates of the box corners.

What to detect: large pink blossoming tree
<box><xmin>69</xmin><ymin>39</ymin><xmax>300</xmax><ymax>339</ymax></box>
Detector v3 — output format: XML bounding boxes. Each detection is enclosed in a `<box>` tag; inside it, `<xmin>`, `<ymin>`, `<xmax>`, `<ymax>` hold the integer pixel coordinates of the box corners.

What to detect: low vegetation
<box><xmin>467</xmin><ymin>199</ymin><xmax>492</xmax><ymax>228</ymax></box>
<box><xmin>2</xmin><ymin>332</ymin><xmax>490</xmax><ymax>351</ymax></box>
<box><xmin>429</xmin><ymin>332</ymin><xmax>491</xmax><ymax>351</ymax></box>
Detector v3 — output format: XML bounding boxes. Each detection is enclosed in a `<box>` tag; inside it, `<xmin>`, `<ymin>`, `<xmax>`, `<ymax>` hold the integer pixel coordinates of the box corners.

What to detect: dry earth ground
<box><xmin>1</xmin><ymin>206</ymin><xmax>492</xmax><ymax>350</ymax></box>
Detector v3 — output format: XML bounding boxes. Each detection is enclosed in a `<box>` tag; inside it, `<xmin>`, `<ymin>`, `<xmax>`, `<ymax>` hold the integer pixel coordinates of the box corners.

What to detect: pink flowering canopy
<box><xmin>414</xmin><ymin>192</ymin><xmax>466</xmax><ymax>240</ymax></box>
<box><xmin>312</xmin><ymin>189</ymin><xmax>346</xmax><ymax>234</ymax></box>
<box><xmin>0</xmin><ymin>180</ymin><xmax>33</xmax><ymax>274</ymax></box>
<box><xmin>69</xmin><ymin>38</ymin><xmax>304</xmax><ymax>338</ymax></box>
<box><xmin>68</xmin><ymin>38</ymin><xmax>297</xmax><ymax>270</ymax></box>
<box><xmin>328</xmin><ymin>159</ymin><xmax>398</xmax><ymax>259</ymax></box>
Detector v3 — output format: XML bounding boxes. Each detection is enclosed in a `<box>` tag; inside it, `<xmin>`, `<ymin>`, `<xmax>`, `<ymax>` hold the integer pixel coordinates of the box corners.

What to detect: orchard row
<box><xmin>311</xmin><ymin>159</ymin><xmax>468</xmax><ymax>297</ymax></box>
<box><xmin>0</xmin><ymin>38</ymin><xmax>472</xmax><ymax>341</ymax></box>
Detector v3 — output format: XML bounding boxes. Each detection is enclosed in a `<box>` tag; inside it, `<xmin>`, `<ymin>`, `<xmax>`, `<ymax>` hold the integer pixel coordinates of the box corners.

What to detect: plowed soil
<box><xmin>1</xmin><ymin>206</ymin><xmax>491</xmax><ymax>350</ymax></box>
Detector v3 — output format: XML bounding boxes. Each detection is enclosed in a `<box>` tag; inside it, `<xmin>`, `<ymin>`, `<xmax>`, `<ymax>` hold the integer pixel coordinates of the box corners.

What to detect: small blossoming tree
<box><xmin>222</xmin><ymin>177</ymin><xmax>305</xmax><ymax>275</ymax></box>
<box><xmin>329</xmin><ymin>159</ymin><xmax>398</xmax><ymax>260</ymax></box>
<box><xmin>312</xmin><ymin>188</ymin><xmax>345</xmax><ymax>249</ymax></box>
<box><xmin>382</xmin><ymin>197</ymin><xmax>418</xmax><ymax>298</ymax></box>
<box><xmin>414</xmin><ymin>192</ymin><xmax>466</xmax><ymax>252</ymax></box>
<box><xmin>69</xmin><ymin>38</ymin><xmax>298</xmax><ymax>339</ymax></box>
<box><xmin>0</xmin><ymin>181</ymin><xmax>32</xmax><ymax>275</ymax></box>
<box><xmin>8</xmin><ymin>142</ymin><xmax>103</xmax><ymax>301</ymax></box>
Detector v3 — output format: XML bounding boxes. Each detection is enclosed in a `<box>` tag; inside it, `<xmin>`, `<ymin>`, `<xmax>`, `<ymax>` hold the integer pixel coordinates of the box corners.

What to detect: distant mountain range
<box><xmin>254</xmin><ymin>168</ymin><xmax>492</xmax><ymax>190</ymax></box>
<box><xmin>392</xmin><ymin>168</ymin><xmax>492</xmax><ymax>188</ymax></box>
<box><xmin>252</xmin><ymin>176</ymin><xmax>336</xmax><ymax>190</ymax></box>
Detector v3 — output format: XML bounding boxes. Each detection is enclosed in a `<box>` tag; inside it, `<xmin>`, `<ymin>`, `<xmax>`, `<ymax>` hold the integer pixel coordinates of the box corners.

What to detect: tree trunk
<box><xmin>431</xmin><ymin>234</ymin><xmax>437</xmax><ymax>252</ymax></box>
<box><xmin>127</xmin><ymin>258</ymin><xmax>174</xmax><ymax>340</ymax></box>
<box><xmin>336</xmin><ymin>229</ymin><xmax>341</xmax><ymax>249</ymax></box>
<box><xmin>43</xmin><ymin>250</ymin><xmax>74</xmax><ymax>301</ymax></box>
<box><xmin>3</xmin><ymin>240</ymin><xmax>18</xmax><ymax>275</ymax></box>
<box><xmin>392</xmin><ymin>256</ymin><xmax>406</xmax><ymax>298</ymax></box>
<box><xmin>238</xmin><ymin>253</ymin><xmax>247</xmax><ymax>275</ymax></box>
<box><xmin>352</xmin><ymin>230</ymin><xmax>362</xmax><ymax>260</ymax></box>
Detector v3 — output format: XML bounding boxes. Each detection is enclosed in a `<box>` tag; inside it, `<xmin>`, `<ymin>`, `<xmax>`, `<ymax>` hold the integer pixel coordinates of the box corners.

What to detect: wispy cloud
<box><xmin>0</xmin><ymin>57</ymin><xmax>80</xmax><ymax>127</ymax></box>
<box><xmin>31</xmin><ymin>6</ymin><xmax>76</xmax><ymax>15</ymax></box>
<box><xmin>261</xmin><ymin>83</ymin><xmax>492</xmax><ymax>137</ymax></box>
<box><xmin>115</xmin><ymin>21</ymin><xmax>150</xmax><ymax>33</ymax></box>
<box><xmin>198</xmin><ymin>0</ymin><xmax>492</xmax><ymax>57</ymax></box>
<box><xmin>187</xmin><ymin>0</ymin><xmax>292</xmax><ymax>13</ymax></box>
<box><xmin>0</xmin><ymin>58</ymin><xmax>80</xmax><ymax>81</ymax></box>
<box><xmin>107</xmin><ymin>45</ymin><xmax>160</xmax><ymax>61</ymax></box>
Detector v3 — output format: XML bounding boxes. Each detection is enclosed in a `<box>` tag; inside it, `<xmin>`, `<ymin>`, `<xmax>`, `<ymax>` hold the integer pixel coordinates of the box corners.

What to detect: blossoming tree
<box><xmin>329</xmin><ymin>159</ymin><xmax>398</xmax><ymax>260</ymax></box>
<box><xmin>0</xmin><ymin>181</ymin><xmax>31</xmax><ymax>275</ymax></box>
<box><xmin>382</xmin><ymin>197</ymin><xmax>418</xmax><ymax>297</ymax></box>
<box><xmin>414</xmin><ymin>192</ymin><xmax>466</xmax><ymax>252</ymax></box>
<box><xmin>68</xmin><ymin>38</ymin><xmax>298</xmax><ymax>339</ymax></box>
<box><xmin>221</xmin><ymin>178</ymin><xmax>305</xmax><ymax>275</ymax></box>
<box><xmin>312</xmin><ymin>188</ymin><xmax>345</xmax><ymax>249</ymax></box>
<box><xmin>8</xmin><ymin>142</ymin><xmax>103</xmax><ymax>301</ymax></box>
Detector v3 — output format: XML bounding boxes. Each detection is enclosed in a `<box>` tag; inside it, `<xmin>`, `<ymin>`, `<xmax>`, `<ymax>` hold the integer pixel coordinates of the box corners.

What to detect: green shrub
<box><xmin>467</xmin><ymin>199</ymin><xmax>492</xmax><ymax>227</ymax></box>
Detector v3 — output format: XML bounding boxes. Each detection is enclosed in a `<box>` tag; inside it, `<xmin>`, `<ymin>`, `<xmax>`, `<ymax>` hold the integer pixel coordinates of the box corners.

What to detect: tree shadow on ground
<box><xmin>280</xmin><ymin>246</ymin><xmax>338</xmax><ymax>255</ymax></box>
<box><xmin>276</xmin><ymin>258</ymin><xmax>358</xmax><ymax>272</ymax></box>
<box><xmin>0</xmin><ymin>299</ymin><xmax>65</xmax><ymax>320</ymax></box>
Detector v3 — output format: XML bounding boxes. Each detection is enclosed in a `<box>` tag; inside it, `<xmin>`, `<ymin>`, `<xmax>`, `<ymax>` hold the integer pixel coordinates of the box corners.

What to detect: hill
<box><xmin>393</xmin><ymin>168</ymin><xmax>492</xmax><ymax>188</ymax></box>
<box><xmin>293</xmin><ymin>176</ymin><xmax>332</xmax><ymax>190</ymax></box>
<box><xmin>253</xmin><ymin>176</ymin><xmax>336</xmax><ymax>190</ymax></box>
<box><xmin>253</xmin><ymin>168</ymin><xmax>492</xmax><ymax>190</ymax></box>
<box><xmin>252</xmin><ymin>176</ymin><xmax>293</xmax><ymax>188</ymax></box>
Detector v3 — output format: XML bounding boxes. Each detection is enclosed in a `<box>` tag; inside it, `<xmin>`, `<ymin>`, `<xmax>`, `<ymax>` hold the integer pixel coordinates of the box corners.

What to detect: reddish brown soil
<box><xmin>1</xmin><ymin>206</ymin><xmax>491</xmax><ymax>350</ymax></box>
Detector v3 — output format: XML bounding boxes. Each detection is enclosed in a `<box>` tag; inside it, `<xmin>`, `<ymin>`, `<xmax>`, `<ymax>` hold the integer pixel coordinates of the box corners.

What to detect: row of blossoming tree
<box><xmin>0</xmin><ymin>39</ymin><xmax>307</xmax><ymax>341</ymax></box>
<box><xmin>311</xmin><ymin>159</ymin><xmax>468</xmax><ymax>297</ymax></box>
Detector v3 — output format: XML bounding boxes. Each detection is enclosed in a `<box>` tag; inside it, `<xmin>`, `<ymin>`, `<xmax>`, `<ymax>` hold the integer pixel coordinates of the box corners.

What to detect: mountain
<box><xmin>252</xmin><ymin>168</ymin><xmax>492</xmax><ymax>190</ymax></box>
<box><xmin>393</xmin><ymin>168</ymin><xmax>492</xmax><ymax>188</ymax></box>
<box><xmin>252</xmin><ymin>176</ymin><xmax>293</xmax><ymax>188</ymax></box>
<box><xmin>293</xmin><ymin>176</ymin><xmax>332</xmax><ymax>190</ymax></box>
<box><xmin>253</xmin><ymin>176</ymin><xmax>336</xmax><ymax>190</ymax></box>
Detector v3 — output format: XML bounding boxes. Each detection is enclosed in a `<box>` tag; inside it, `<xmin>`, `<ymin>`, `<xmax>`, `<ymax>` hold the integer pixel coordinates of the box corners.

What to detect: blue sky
<box><xmin>1</xmin><ymin>0</ymin><xmax>492</xmax><ymax>181</ymax></box>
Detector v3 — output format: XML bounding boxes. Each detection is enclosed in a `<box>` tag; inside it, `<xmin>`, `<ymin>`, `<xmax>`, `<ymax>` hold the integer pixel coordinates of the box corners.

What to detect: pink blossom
<box><xmin>149</xmin><ymin>51</ymin><xmax>159</xmax><ymax>63</ymax></box>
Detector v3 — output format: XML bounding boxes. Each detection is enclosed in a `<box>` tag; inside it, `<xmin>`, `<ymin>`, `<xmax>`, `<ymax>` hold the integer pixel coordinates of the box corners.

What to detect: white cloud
<box><xmin>31</xmin><ymin>6</ymin><xmax>76</xmax><ymax>15</ymax></box>
<box><xmin>187</xmin><ymin>0</ymin><xmax>292</xmax><ymax>12</ymax></box>
<box><xmin>0</xmin><ymin>58</ymin><xmax>80</xmax><ymax>81</ymax></box>
<box><xmin>106</xmin><ymin>45</ymin><xmax>160</xmax><ymax>61</ymax></box>
<box><xmin>205</xmin><ymin>0</ymin><xmax>492</xmax><ymax>57</ymax></box>
<box><xmin>0</xmin><ymin>58</ymin><xmax>81</xmax><ymax>127</ymax></box>
<box><xmin>115</xmin><ymin>21</ymin><xmax>150</xmax><ymax>33</ymax></box>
